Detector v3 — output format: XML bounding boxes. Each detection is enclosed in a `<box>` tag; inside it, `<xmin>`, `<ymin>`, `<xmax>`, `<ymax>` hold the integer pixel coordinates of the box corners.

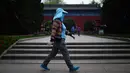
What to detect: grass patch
<box><xmin>0</xmin><ymin>34</ymin><xmax>47</xmax><ymax>55</ymax></box>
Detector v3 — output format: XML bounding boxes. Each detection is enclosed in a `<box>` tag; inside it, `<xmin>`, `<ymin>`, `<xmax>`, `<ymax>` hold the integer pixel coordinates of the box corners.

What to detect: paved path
<box><xmin>21</xmin><ymin>35</ymin><xmax>126</xmax><ymax>43</ymax></box>
<box><xmin>0</xmin><ymin>35</ymin><xmax>129</xmax><ymax>73</ymax></box>
<box><xmin>0</xmin><ymin>64</ymin><xmax>130</xmax><ymax>73</ymax></box>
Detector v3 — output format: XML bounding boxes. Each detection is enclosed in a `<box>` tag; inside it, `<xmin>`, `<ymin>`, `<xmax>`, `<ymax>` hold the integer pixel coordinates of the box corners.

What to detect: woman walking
<box><xmin>40</xmin><ymin>8</ymin><xmax>80</xmax><ymax>72</ymax></box>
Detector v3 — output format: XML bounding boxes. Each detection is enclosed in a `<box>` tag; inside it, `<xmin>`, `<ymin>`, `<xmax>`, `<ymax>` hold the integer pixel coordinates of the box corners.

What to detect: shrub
<box><xmin>44</xmin><ymin>20</ymin><xmax>52</xmax><ymax>34</ymax></box>
<box><xmin>84</xmin><ymin>20</ymin><xmax>95</xmax><ymax>31</ymax></box>
<box><xmin>0</xmin><ymin>35</ymin><xmax>46</xmax><ymax>55</ymax></box>
<box><xmin>64</xmin><ymin>18</ymin><xmax>76</xmax><ymax>32</ymax></box>
<box><xmin>0</xmin><ymin>36</ymin><xmax>18</xmax><ymax>55</ymax></box>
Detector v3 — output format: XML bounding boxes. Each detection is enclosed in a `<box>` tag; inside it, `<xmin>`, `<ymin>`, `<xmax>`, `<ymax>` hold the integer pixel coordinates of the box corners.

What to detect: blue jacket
<box><xmin>50</xmin><ymin>8</ymin><xmax>68</xmax><ymax>42</ymax></box>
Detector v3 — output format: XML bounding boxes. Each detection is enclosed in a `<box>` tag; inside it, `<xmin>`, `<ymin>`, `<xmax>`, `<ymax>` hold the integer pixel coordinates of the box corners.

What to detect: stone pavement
<box><xmin>21</xmin><ymin>34</ymin><xmax>126</xmax><ymax>43</ymax></box>
<box><xmin>0</xmin><ymin>64</ymin><xmax>130</xmax><ymax>73</ymax></box>
<box><xmin>0</xmin><ymin>34</ymin><xmax>129</xmax><ymax>73</ymax></box>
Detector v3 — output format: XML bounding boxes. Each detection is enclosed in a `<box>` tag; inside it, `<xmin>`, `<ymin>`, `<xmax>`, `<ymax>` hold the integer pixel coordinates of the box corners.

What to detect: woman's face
<box><xmin>61</xmin><ymin>13</ymin><xmax>66</xmax><ymax>21</ymax></box>
<box><xmin>63</xmin><ymin>13</ymin><xmax>66</xmax><ymax>17</ymax></box>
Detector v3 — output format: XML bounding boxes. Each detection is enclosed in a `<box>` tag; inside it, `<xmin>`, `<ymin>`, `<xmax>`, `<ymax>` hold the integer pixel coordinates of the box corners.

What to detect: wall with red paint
<box><xmin>44</xmin><ymin>16</ymin><xmax>101</xmax><ymax>31</ymax></box>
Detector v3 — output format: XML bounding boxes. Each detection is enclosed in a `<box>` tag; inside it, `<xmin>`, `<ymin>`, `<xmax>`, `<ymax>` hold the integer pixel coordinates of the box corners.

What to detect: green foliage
<box><xmin>0</xmin><ymin>0</ymin><xmax>43</xmax><ymax>34</ymax></box>
<box><xmin>44</xmin><ymin>20</ymin><xmax>52</xmax><ymax>34</ymax></box>
<box><xmin>64</xmin><ymin>18</ymin><xmax>76</xmax><ymax>32</ymax></box>
<box><xmin>44</xmin><ymin>0</ymin><xmax>65</xmax><ymax>4</ymax></box>
<box><xmin>101</xmin><ymin>0</ymin><xmax>130</xmax><ymax>34</ymax></box>
<box><xmin>0</xmin><ymin>36</ymin><xmax>17</xmax><ymax>55</ymax></box>
<box><xmin>100</xmin><ymin>0</ymin><xmax>105</xmax><ymax>4</ymax></box>
<box><xmin>84</xmin><ymin>21</ymin><xmax>95</xmax><ymax>31</ymax></box>
<box><xmin>16</xmin><ymin>0</ymin><xmax>43</xmax><ymax>33</ymax></box>
<box><xmin>90</xmin><ymin>0</ymin><xmax>99</xmax><ymax>4</ymax></box>
<box><xmin>0</xmin><ymin>35</ymin><xmax>46</xmax><ymax>55</ymax></box>
<box><xmin>89</xmin><ymin>0</ymin><xmax>100</xmax><ymax>7</ymax></box>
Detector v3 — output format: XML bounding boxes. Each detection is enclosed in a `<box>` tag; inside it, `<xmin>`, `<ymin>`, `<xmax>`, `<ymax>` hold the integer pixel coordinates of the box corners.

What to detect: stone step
<box><xmin>12</xmin><ymin>45</ymin><xmax>130</xmax><ymax>49</ymax></box>
<box><xmin>7</xmin><ymin>49</ymin><xmax>130</xmax><ymax>54</ymax></box>
<box><xmin>16</xmin><ymin>42</ymin><xmax>130</xmax><ymax>45</ymax></box>
<box><xmin>2</xmin><ymin>54</ymin><xmax>130</xmax><ymax>60</ymax></box>
<box><xmin>1</xmin><ymin>41</ymin><xmax>130</xmax><ymax>64</ymax></box>
<box><xmin>1</xmin><ymin>59</ymin><xmax>130</xmax><ymax>64</ymax></box>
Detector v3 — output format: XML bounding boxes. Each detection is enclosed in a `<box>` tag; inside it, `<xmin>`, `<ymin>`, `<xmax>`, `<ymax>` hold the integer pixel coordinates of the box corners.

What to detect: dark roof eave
<box><xmin>44</xmin><ymin>8</ymin><xmax>100</xmax><ymax>10</ymax></box>
<box><xmin>43</xmin><ymin>4</ymin><xmax>99</xmax><ymax>7</ymax></box>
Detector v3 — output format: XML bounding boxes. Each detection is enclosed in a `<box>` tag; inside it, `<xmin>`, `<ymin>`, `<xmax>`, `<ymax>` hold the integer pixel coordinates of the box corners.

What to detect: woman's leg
<box><xmin>59</xmin><ymin>39</ymin><xmax>73</xmax><ymax>69</ymax></box>
<box><xmin>43</xmin><ymin>43</ymin><xmax>58</xmax><ymax>66</ymax></box>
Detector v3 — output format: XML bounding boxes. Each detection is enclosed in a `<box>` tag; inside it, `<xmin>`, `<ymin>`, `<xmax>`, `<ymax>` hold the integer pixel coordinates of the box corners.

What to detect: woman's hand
<box><xmin>47</xmin><ymin>42</ymin><xmax>54</xmax><ymax>46</ymax></box>
<box><xmin>71</xmin><ymin>35</ymin><xmax>75</xmax><ymax>39</ymax></box>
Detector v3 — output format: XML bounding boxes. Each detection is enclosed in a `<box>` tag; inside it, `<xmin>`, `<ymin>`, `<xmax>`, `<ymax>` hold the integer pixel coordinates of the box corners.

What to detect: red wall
<box><xmin>44</xmin><ymin>16</ymin><xmax>101</xmax><ymax>31</ymax></box>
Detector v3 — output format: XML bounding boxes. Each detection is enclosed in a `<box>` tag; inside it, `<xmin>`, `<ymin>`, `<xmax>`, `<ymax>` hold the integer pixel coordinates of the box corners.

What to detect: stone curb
<box><xmin>86</xmin><ymin>34</ymin><xmax>130</xmax><ymax>42</ymax></box>
<box><xmin>99</xmin><ymin>36</ymin><xmax>130</xmax><ymax>42</ymax></box>
<box><xmin>17</xmin><ymin>35</ymin><xmax>49</xmax><ymax>42</ymax></box>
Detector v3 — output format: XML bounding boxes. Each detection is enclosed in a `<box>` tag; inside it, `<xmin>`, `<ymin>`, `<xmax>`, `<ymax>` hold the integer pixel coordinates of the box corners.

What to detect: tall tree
<box><xmin>0</xmin><ymin>0</ymin><xmax>43</xmax><ymax>34</ymax></box>
<box><xmin>80</xmin><ymin>1</ymin><xmax>84</xmax><ymax>4</ymax></box>
<box><xmin>90</xmin><ymin>0</ymin><xmax>99</xmax><ymax>5</ymax></box>
<box><xmin>99</xmin><ymin>0</ymin><xmax>105</xmax><ymax>4</ymax></box>
<box><xmin>44</xmin><ymin>0</ymin><xmax>65</xmax><ymax>4</ymax></box>
<box><xmin>101</xmin><ymin>0</ymin><xmax>130</xmax><ymax>34</ymax></box>
<box><xmin>89</xmin><ymin>0</ymin><xmax>100</xmax><ymax>7</ymax></box>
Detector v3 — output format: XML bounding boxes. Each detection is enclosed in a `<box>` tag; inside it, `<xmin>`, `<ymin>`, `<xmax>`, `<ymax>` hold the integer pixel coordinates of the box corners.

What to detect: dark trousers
<box><xmin>43</xmin><ymin>39</ymin><xmax>73</xmax><ymax>69</ymax></box>
<box><xmin>78</xmin><ymin>31</ymin><xmax>80</xmax><ymax>36</ymax></box>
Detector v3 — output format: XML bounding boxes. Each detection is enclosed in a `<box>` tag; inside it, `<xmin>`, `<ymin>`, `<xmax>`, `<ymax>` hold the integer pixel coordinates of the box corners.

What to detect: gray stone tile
<box><xmin>75</xmin><ymin>64</ymin><xmax>106</xmax><ymax>72</ymax></box>
<box><xmin>21</xmin><ymin>35</ymin><xmax>126</xmax><ymax>43</ymax></box>
<box><xmin>40</xmin><ymin>70</ymin><xmax>85</xmax><ymax>73</ymax></box>
<box><xmin>106</xmin><ymin>72</ymin><xmax>130</xmax><ymax>73</ymax></box>
<box><xmin>85</xmin><ymin>72</ymin><xmax>107</xmax><ymax>73</ymax></box>
<box><xmin>1</xmin><ymin>64</ymin><xmax>130</xmax><ymax>73</ymax></box>
<box><xmin>103</xmin><ymin>64</ymin><xmax>130</xmax><ymax>72</ymax></box>
<box><xmin>0</xmin><ymin>64</ymin><xmax>83</xmax><ymax>73</ymax></box>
